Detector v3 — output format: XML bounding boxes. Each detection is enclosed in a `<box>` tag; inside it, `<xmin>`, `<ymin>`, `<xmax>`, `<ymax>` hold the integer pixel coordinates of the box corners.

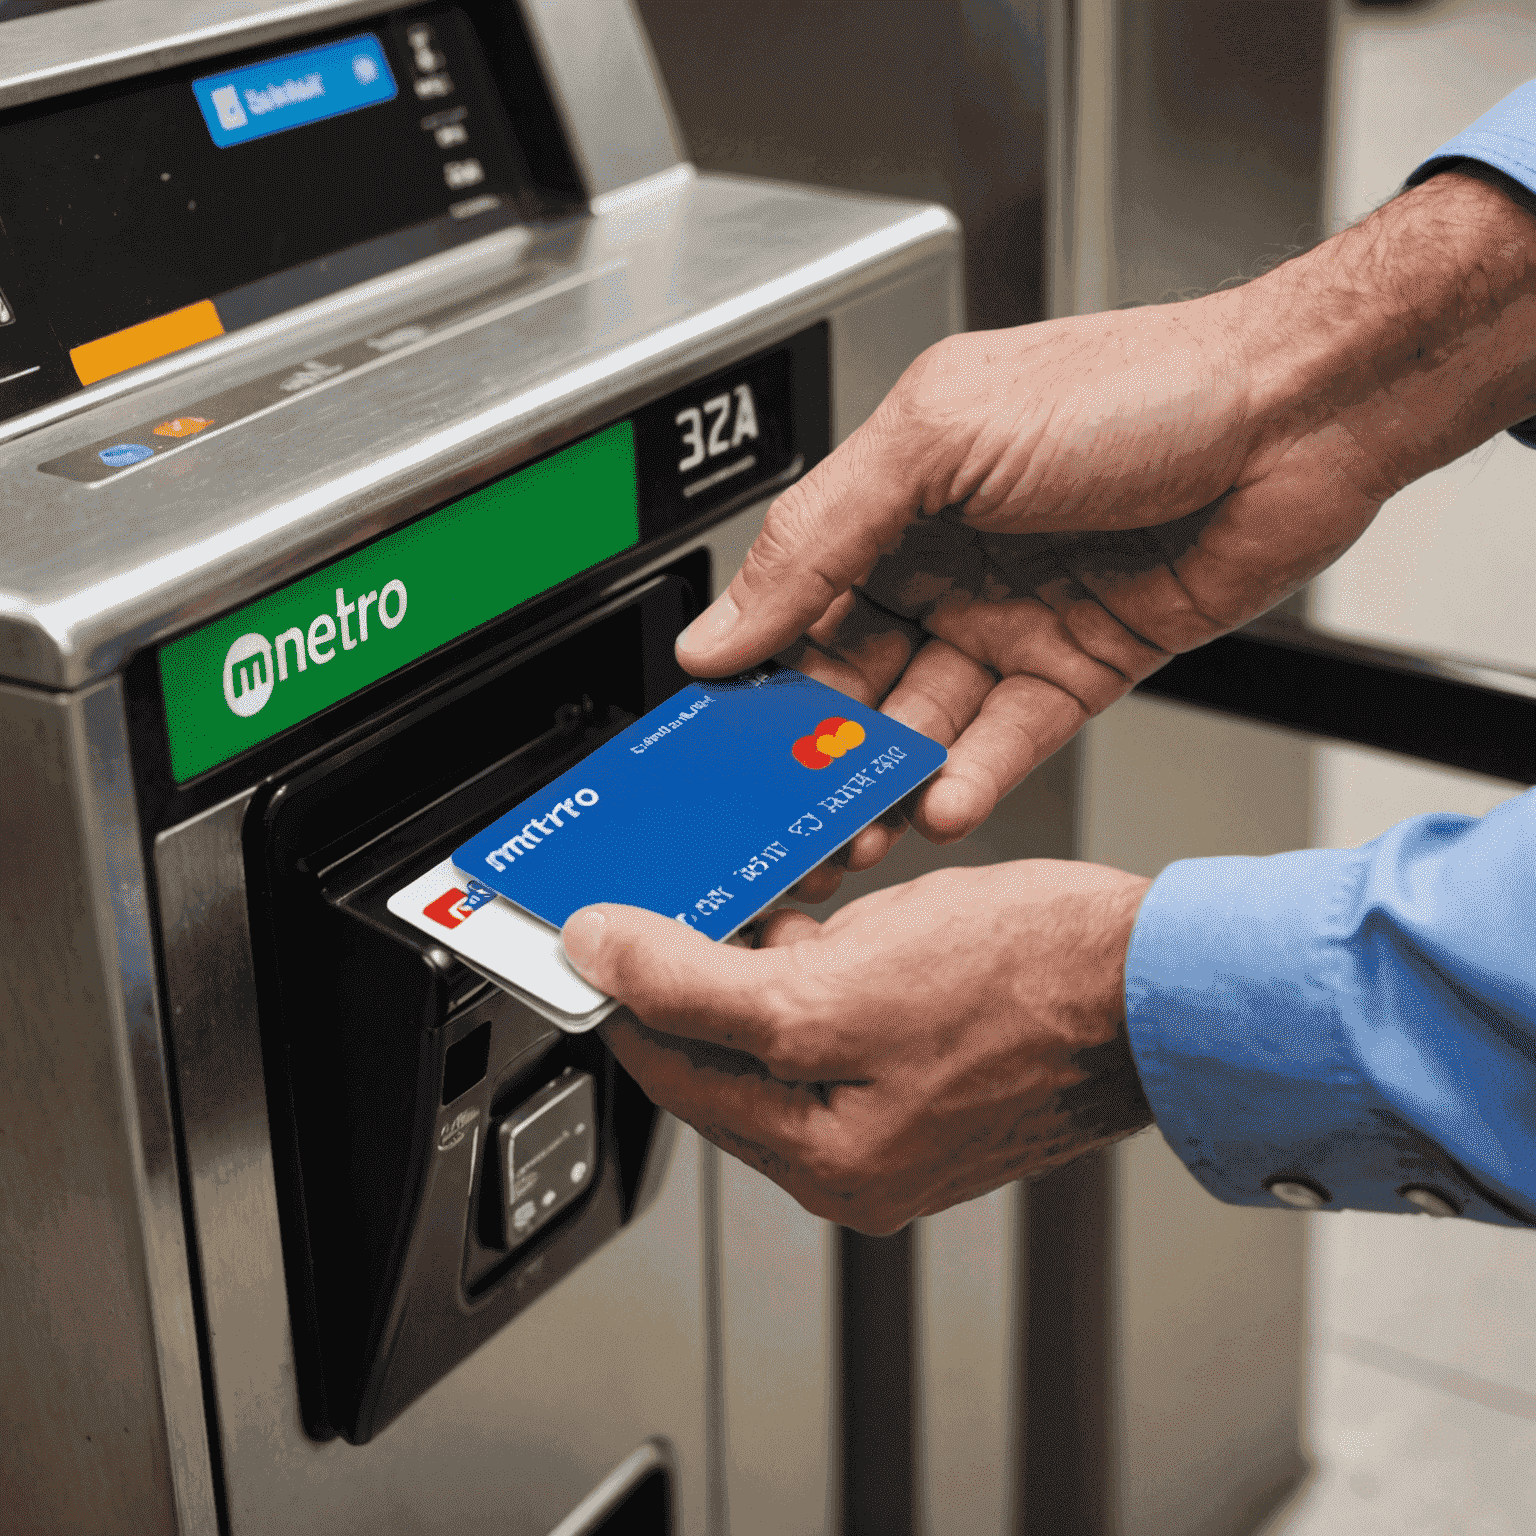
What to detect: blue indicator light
<box><xmin>193</xmin><ymin>34</ymin><xmax>397</xmax><ymax>149</ymax></box>
<box><xmin>99</xmin><ymin>443</ymin><xmax>154</xmax><ymax>467</ymax></box>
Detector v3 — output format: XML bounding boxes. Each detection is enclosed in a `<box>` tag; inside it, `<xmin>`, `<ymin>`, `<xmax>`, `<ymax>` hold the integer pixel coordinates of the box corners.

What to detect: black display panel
<box><xmin>0</xmin><ymin>0</ymin><xmax>99</xmax><ymax>18</ymax></box>
<box><xmin>635</xmin><ymin>344</ymin><xmax>801</xmax><ymax>537</ymax></box>
<box><xmin>0</xmin><ymin>4</ymin><xmax>533</xmax><ymax>421</ymax></box>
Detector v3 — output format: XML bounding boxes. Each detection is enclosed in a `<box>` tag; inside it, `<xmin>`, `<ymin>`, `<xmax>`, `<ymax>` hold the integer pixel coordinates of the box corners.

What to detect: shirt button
<box><xmin>1265</xmin><ymin>1176</ymin><xmax>1330</xmax><ymax>1209</ymax></box>
<box><xmin>1400</xmin><ymin>1184</ymin><xmax>1461</xmax><ymax>1218</ymax></box>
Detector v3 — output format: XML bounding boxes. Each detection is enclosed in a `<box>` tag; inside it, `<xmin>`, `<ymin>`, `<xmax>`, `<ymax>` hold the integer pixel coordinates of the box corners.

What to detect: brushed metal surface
<box><xmin>520</xmin><ymin>0</ymin><xmax>686</xmax><ymax>198</ymax></box>
<box><xmin>0</xmin><ymin>0</ymin><xmax>394</xmax><ymax>111</ymax></box>
<box><xmin>0</xmin><ymin>678</ymin><xmax>216</xmax><ymax>1536</ymax></box>
<box><xmin>153</xmin><ymin>782</ymin><xmax>714</xmax><ymax>1536</ymax></box>
<box><xmin>917</xmin><ymin>1189</ymin><xmax>1019</xmax><ymax>1536</ymax></box>
<box><xmin>547</xmin><ymin>1439</ymin><xmax>674</xmax><ymax>1535</ymax></box>
<box><xmin>3</xmin><ymin>10</ymin><xmax>966</xmax><ymax>1533</ymax></box>
<box><xmin>0</xmin><ymin>174</ymin><xmax>957</xmax><ymax>688</ymax></box>
<box><xmin>0</xmin><ymin>220</ymin><xmax>539</xmax><ymax>451</ymax></box>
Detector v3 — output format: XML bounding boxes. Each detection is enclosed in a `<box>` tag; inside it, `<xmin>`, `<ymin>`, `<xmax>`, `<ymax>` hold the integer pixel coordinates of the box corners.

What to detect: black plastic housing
<box><xmin>249</xmin><ymin>566</ymin><xmax>699</xmax><ymax>1443</ymax></box>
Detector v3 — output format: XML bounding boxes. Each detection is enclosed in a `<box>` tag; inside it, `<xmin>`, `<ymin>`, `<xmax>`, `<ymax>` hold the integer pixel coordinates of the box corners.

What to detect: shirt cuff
<box><xmin>1124</xmin><ymin>847</ymin><xmax>1530</xmax><ymax>1225</ymax></box>
<box><xmin>1405</xmin><ymin>77</ymin><xmax>1536</xmax><ymax>449</ymax></box>
<box><xmin>1405</xmin><ymin>78</ymin><xmax>1536</xmax><ymax>199</ymax></box>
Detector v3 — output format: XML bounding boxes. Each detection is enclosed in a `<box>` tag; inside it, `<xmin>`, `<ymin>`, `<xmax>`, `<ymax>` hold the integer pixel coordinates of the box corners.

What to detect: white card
<box><xmin>386</xmin><ymin>857</ymin><xmax>616</xmax><ymax>1033</ymax></box>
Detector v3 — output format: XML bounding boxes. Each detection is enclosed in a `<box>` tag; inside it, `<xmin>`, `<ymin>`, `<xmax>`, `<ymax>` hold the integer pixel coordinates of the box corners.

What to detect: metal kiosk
<box><xmin>0</xmin><ymin>4</ymin><xmax>959</xmax><ymax>1531</ymax></box>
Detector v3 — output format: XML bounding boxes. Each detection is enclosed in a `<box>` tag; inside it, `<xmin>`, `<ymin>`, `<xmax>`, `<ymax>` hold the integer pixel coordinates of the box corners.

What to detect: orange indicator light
<box><xmin>70</xmin><ymin>300</ymin><xmax>225</xmax><ymax>387</ymax></box>
<box><xmin>152</xmin><ymin>416</ymin><xmax>214</xmax><ymax>438</ymax></box>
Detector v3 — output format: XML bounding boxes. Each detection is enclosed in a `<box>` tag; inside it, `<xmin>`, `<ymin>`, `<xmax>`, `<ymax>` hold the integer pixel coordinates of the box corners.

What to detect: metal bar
<box><xmin>838</xmin><ymin>1227</ymin><xmax>916</xmax><ymax>1536</ymax></box>
<box><xmin>1135</xmin><ymin>614</ymin><xmax>1536</xmax><ymax>786</ymax></box>
<box><xmin>1020</xmin><ymin>1153</ymin><xmax>1114</xmax><ymax>1536</ymax></box>
<box><xmin>700</xmin><ymin>1141</ymin><xmax>728</xmax><ymax>1536</ymax></box>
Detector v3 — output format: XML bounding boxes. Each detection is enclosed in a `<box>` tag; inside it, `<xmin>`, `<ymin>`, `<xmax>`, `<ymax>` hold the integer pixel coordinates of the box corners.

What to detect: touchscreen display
<box><xmin>0</xmin><ymin>5</ymin><xmax>526</xmax><ymax>421</ymax></box>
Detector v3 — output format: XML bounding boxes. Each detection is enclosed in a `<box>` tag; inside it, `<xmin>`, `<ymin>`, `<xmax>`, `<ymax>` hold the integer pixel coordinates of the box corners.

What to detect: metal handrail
<box><xmin>1134</xmin><ymin>612</ymin><xmax>1536</xmax><ymax>786</ymax></box>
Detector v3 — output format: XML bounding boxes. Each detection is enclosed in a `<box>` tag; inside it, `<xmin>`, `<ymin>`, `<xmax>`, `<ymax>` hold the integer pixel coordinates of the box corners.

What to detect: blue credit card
<box><xmin>453</xmin><ymin>667</ymin><xmax>947</xmax><ymax>941</ymax></box>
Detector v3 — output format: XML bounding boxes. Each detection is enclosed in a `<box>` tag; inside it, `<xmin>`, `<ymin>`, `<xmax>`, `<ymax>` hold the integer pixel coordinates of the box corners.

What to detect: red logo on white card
<box><xmin>424</xmin><ymin>887</ymin><xmax>471</xmax><ymax>929</ymax></box>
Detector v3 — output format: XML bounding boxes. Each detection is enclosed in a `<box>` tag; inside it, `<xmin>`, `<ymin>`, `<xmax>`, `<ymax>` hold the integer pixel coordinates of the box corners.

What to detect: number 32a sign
<box><xmin>674</xmin><ymin>383</ymin><xmax>759</xmax><ymax>473</ymax></box>
<box><xmin>632</xmin><ymin>331</ymin><xmax>821</xmax><ymax>537</ymax></box>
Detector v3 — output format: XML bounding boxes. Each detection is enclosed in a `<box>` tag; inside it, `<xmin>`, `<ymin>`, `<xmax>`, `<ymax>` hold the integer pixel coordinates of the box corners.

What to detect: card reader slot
<box><xmin>250</xmin><ymin>566</ymin><xmax>694</xmax><ymax>1443</ymax></box>
<box><xmin>323</xmin><ymin>698</ymin><xmax>633</xmax><ymax>905</ymax></box>
<box><xmin>265</xmin><ymin>589</ymin><xmax>660</xmax><ymax>889</ymax></box>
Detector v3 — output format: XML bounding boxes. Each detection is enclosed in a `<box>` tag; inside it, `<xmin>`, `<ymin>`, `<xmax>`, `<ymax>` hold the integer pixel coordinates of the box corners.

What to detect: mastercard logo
<box><xmin>792</xmin><ymin>715</ymin><xmax>867</xmax><ymax>769</ymax></box>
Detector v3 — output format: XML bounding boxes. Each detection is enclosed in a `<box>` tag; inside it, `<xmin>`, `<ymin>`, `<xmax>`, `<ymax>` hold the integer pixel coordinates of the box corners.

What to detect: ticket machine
<box><xmin>0</xmin><ymin>4</ymin><xmax>959</xmax><ymax>1531</ymax></box>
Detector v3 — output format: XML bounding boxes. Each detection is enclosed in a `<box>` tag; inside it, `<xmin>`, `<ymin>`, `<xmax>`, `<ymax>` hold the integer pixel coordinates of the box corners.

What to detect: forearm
<box><xmin>1240</xmin><ymin>169</ymin><xmax>1536</xmax><ymax>503</ymax></box>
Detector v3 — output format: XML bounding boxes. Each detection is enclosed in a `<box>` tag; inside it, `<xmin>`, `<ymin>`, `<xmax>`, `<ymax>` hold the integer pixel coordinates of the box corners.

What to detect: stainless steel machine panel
<box><xmin>0</xmin><ymin>174</ymin><xmax>953</xmax><ymax>689</ymax></box>
<box><xmin>0</xmin><ymin>4</ymin><xmax>963</xmax><ymax>1531</ymax></box>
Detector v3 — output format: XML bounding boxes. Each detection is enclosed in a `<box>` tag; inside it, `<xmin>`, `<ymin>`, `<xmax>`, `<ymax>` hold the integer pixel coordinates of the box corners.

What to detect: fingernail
<box><xmin>561</xmin><ymin>908</ymin><xmax>608</xmax><ymax>976</ymax></box>
<box><xmin>677</xmin><ymin>593</ymin><xmax>738</xmax><ymax>655</ymax></box>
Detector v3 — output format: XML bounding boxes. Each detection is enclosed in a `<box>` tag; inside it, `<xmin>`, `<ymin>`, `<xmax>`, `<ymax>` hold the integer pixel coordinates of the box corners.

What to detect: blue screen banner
<box><xmin>193</xmin><ymin>34</ymin><xmax>397</xmax><ymax>149</ymax></box>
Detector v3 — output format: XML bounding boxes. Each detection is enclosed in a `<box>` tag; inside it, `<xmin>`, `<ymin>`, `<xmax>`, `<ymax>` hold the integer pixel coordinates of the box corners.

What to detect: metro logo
<box><xmin>217</xmin><ymin>579</ymin><xmax>408</xmax><ymax>718</ymax></box>
<box><xmin>424</xmin><ymin>887</ymin><xmax>473</xmax><ymax>930</ymax></box>
<box><xmin>223</xmin><ymin>632</ymin><xmax>275</xmax><ymax>718</ymax></box>
<box><xmin>792</xmin><ymin>716</ymin><xmax>866</xmax><ymax>769</ymax></box>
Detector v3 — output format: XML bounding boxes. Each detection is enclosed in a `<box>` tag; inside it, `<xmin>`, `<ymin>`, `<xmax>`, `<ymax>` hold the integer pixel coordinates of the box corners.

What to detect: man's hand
<box><xmin>676</xmin><ymin>171</ymin><xmax>1536</xmax><ymax>893</ymax></box>
<box><xmin>563</xmin><ymin>861</ymin><xmax>1154</xmax><ymax>1234</ymax></box>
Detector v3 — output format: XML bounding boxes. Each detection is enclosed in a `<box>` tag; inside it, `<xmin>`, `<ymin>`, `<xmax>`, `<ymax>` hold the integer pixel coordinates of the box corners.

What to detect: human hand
<box><xmin>677</xmin><ymin>172</ymin><xmax>1536</xmax><ymax>893</ymax></box>
<box><xmin>562</xmin><ymin>861</ymin><xmax>1154</xmax><ymax>1233</ymax></box>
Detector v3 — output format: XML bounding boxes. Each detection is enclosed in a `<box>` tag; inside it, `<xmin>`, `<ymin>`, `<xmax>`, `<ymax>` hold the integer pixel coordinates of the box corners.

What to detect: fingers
<box><xmin>786</xmin><ymin>589</ymin><xmax>922</xmax><ymax>708</ymax></box>
<box><xmin>783</xmin><ymin>810</ymin><xmax>911</xmax><ymax>898</ymax></box>
<box><xmin>1066</xmin><ymin>524</ymin><xmax>1228</xmax><ymax>653</ymax></box>
<box><xmin>927</xmin><ymin>592</ymin><xmax>1131</xmax><ymax>718</ymax></box>
<box><xmin>874</xmin><ymin>635</ymin><xmax>995</xmax><ymax>745</ymax></box>
<box><xmin>791</xmin><ymin>633</ymin><xmax>986</xmax><ymax>883</ymax></box>
<box><xmin>787</xmin><ymin>861</ymin><xmax>847</xmax><ymax>904</ymax></box>
<box><xmin>563</xmin><ymin>905</ymin><xmax>786</xmax><ymax>1051</ymax></box>
<box><xmin>675</xmin><ymin>405</ymin><xmax>923</xmax><ymax>677</ymax></box>
<box><xmin>844</xmin><ymin>812</ymin><xmax>908</xmax><ymax>874</ymax></box>
<box><xmin>755</xmin><ymin>907</ymin><xmax>822</xmax><ymax>946</ymax></box>
<box><xmin>602</xmin><ymin>1015</ymin><xmax>832</xmax><ymax>1190</ymax></box>
<box><xmin>909</xmin><ymin>674</ymin><xmax>1088</xmax><ymax>842</ymax></box>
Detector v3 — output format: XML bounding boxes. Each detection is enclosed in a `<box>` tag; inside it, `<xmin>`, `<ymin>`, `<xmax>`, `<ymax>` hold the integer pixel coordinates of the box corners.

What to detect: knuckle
<box><xmin>757</xmin><ymin>477</ymin><xmax>820</xmax><ymax>554</ymax></box>
<box><xmin>752</xmin><ymin>983</ymin><xmax>815</xmax><ymax>1076</ymax></box>
<box><xmin>899</xmin><ymin>333</ymin><xmax>960</xmax><ymax>402</ymax></box>
<box><xmin>800</xmin><ymin>1118</ymin><xmax>865</xmax><ymax>1194</ymax></box>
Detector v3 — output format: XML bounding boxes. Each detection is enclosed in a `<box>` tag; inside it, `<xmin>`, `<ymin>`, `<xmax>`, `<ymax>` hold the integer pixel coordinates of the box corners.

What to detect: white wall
<box><xmin>1269</xmin><ymin>4</ymin><xmax>1536</xmax><ymax>1532</ymax></box>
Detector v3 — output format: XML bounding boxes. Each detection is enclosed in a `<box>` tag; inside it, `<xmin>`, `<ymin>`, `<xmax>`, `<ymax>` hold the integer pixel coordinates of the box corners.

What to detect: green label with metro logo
<box><xmin>158</xmin><ymin>422</ymin><xmax>639</xmax><ymax>782</ymax></box>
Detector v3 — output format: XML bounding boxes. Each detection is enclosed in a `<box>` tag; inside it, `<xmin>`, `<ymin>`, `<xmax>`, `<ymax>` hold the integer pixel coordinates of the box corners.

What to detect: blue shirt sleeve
<box><xmin>1124</xmin><ymin>789</ymin><xmax>1536</xmax><ymax>1225</ymax></box>
<box><xmin>1406</xmin><ymin>77</ymin><xmax>1536</xmax><ymax>198</ymax></box>
<box><xmin>1406</xmin><ymin>79</ymin><xmax>1536</xmax><ymax>448</ymax></box>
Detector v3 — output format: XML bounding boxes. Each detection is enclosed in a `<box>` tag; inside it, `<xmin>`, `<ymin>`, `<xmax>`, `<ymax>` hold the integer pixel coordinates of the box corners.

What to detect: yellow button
<box><xmin>70</xmin><ymin>300</ymin><xmax>225</xmax><ymax>386</ymax></box>
<box><xmin>152</xmin><ymin>415</ymin><xmax>214</xmax><ymax>438</ymax></box>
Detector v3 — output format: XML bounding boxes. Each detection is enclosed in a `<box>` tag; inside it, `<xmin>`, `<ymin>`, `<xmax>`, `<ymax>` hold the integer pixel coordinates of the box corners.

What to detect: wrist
<box><xmin>1236</xmin><ymin>170</ymin><xmax>1536</xmax><ymax>499</ymax></box>
<box><xmin>1090</xmin><ymin>871</ymin><xmax>1154</xmax><ymax>1037</ymax></box>
<box><xmin>1047</xmin><ymin>869</ymin><xmax>1155</xmax><ymax>1155</ymax></box>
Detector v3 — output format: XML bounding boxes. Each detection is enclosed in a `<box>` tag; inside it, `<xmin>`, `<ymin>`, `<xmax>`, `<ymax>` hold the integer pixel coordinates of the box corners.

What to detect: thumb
<box><xmin>562</xmin><ymin>904</ymin><xmax>787</xmax><ymax>1056</ymax></box>
<box><xmin>675</xmin><ymin>405</ymin><xmax>923</xmax><ymax>676</ymax></box>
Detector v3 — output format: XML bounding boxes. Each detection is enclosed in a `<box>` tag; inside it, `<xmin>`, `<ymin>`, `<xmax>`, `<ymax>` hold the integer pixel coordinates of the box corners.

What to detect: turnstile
<box><xmin>0</xmin><ymin>4</ymin><xmax>960</xmax><ymax>1531</ymax></box>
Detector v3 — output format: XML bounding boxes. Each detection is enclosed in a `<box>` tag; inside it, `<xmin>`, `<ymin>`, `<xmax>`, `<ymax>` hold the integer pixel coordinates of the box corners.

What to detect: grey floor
<box><xmin>1265</xmin><ymin>1210</ymin><xmax>1536</xmax><ymax>1536</ymax></box>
